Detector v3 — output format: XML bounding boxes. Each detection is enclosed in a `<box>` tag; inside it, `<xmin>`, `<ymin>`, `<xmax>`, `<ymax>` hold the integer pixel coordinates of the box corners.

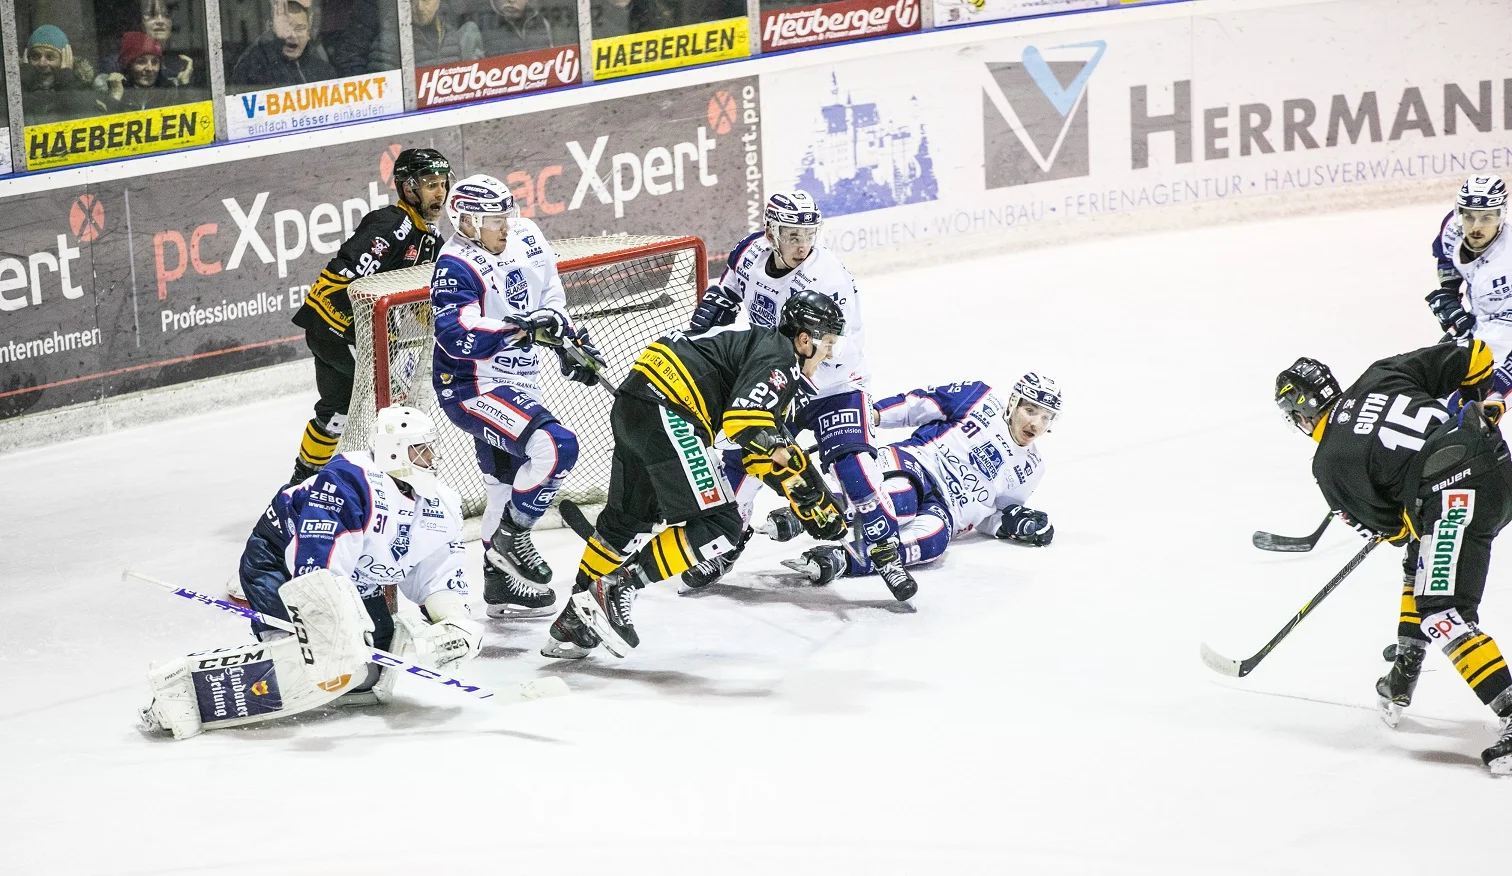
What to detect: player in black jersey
<box><xmin>285</xmin><ymin>148</ymin><xmax>452</xmax><ymax>487</ymax></box>
<box><xmin>1275</xmin><ymin>340</ymin><xmax>1512</xmax><ymax>774</ymax></box>
<box><xmin>541</xmin><ymin>291</ymin><xmax>850</xmax><ymax>660</ymax></box>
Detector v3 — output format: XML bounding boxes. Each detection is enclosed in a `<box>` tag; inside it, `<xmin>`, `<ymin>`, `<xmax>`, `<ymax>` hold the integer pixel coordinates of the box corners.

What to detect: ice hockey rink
<box><xmin>4</xmin><ymin>201</ymin><xmax>1507</xmax><ymax>875</ymax></box>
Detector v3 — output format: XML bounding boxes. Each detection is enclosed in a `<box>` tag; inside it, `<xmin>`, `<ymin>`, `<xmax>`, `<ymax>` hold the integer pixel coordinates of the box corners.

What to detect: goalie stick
<box><xmin>1252</xmin><ymin>513</ymin><xmax>1332</xmax><ymax>552</ymax></box>
<box><xmin>124</xmin><ymin>570</ymin><xmax>569</xmax><ymax>705</ymax></box>
<box><xmin>1200</xmin><ymin>537</ymin><xmax>1383</xmax><ymax>677</ymax></box>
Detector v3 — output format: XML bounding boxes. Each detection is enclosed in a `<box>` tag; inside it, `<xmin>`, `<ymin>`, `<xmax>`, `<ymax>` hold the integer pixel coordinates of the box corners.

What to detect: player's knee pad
<box><xmin>506</xmin><ymin>423</ymin><xmax>578</xmax><ymax>521</ymax></box>
<box><xmin>636</xmin><ymin>511</ymin><xmax>744</xmax><ymax>583</ymax></box>
<box><xmin>832</xmin><ymin>451</ymin><xmax>899</xmax><ymax>544</ymax></box>
<box><xmin>884</xmin><ymin>473</ymin><xmax>919</xmax><ymax>518</ymax></box>
<box><xmin>530</xmin><ymin>420</ymin><xmax>579</xmax><ymax>475</ymax></box>
<box><xmin>141</xmin><ymin>570</ymin><xmax>373</xmax><ymax>740</ymax></box>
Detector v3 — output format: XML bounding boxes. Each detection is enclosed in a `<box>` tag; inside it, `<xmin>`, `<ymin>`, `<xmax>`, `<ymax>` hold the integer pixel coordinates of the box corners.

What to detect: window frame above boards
<box><xmin>0</xmin><ymin>0</ymin><xmax>1178</xmax><ymax>176</ymax></box>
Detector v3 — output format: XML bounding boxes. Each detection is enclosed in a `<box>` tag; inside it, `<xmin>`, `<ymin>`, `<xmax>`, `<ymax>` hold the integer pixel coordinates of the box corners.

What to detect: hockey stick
<box><xmin>1252</xmin><ymin>513</ymin><xmax>1333</xmax><ymax>552</ymax></box>
<box><xmin>556</xmin><ymin>335</ymin><xmax>621</xmax><ymax>397</ymax></box>
<box><xmin>124</xmin><ymin>570</ymin><xmax>569</xmax><ymax>705</ymax></box>
<box><xmin>558</xmin><ymin>499</ymin><xmax>598</xmax><ymax>541</ymax></box>
<box><xmin>1199</xmin><ymin>536</ymin><xmax>1383</xmax><ymax>677</ymax></box>
<box><xmin>573</xmin><ymin>292</ymin><xmax>674</xmax><ymax>321</ymax></box>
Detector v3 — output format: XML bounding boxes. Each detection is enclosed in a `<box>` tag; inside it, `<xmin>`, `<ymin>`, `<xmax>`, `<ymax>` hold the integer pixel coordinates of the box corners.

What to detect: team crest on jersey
<box><xmin>503</xmin><ymin>269</ymin><xmax>528</xmax><ymax>308</ymax></box>
<box><xmin>770</xmin><ymin>369</ymin><xmax>787</xmax><ymax>390</ymax></box>
<box><xmin>390</xmin><ymin>524</ymin><xmax>411</xmax><ymax>560</ymax></box>
<box><xmin>405</xmin><ymin>245</ymin><xmax>418</xmax><ymax>261</ymax></box>
<box><xmin>751</xmin><ymin>294</ymin><xmax>777</xmax><ymax>326</ymax></box>
<box><xmin>970</xmin><ymin>443</ymin><xmax>1004</xmax><ymax>478</ymax></box>
<box><xmin>1423</xmin><ymin>489</ymin><xmax>1475</xmax><ymax>596</ymax></box>
<box><xmin>370</xmin><ymin>237</ymin><xmax>389</xmax><ymax>257</ymax></box>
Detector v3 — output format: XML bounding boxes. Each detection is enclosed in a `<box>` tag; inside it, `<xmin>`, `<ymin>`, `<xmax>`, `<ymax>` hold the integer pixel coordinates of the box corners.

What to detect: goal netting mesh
<box><xmin>338</xmin><ymin>234</ymin><xmax>707</xmax><ymax>518</ymax></box>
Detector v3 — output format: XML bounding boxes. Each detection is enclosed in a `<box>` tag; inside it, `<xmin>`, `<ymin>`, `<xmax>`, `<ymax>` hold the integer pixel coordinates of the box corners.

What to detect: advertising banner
<box><xmin>23</xmin><ymin>102</ymin><xmax>216</xmax><ymax>171</ymax></box>
<box><xmin>463</xmin><ymin>76</ymin><xmax>763</xmax><ymax>262</ymax></box>
<box><xmin>0</xmin><ymin>131</ymin><xmax>465</xmax><ymax>419</ymax></box>
<box><xmin>933</xmin><ymin>0</ymin><xmax>1107</xmax><ymax>29</ymax></box>
<box><xmin>592</xmin><ymin>18</ymin><xmax>750</xmax><ymax>82</ymax></box>
<box><xmin>760</xmin><ymin>0</ymin><xmax>921</xmax><ymax>53</ymax></box>
<box><xmin>415</xmin><ymin>47</ymin><xmax>583</xmax><ymax>109</ymax></box>
<box><xmin>761</xmin><ymin>0</ymin><xmax>1512</xmax><ymax>258</ymax></box>
<box><xmin>225</xmin><ymin>71</ymin><xmax>406</xmax><ymax>140</ymax></box>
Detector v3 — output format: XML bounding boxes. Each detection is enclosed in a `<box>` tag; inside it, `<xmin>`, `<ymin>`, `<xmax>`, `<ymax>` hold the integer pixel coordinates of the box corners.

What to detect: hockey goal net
<box><xmin>337</xmin><ymin>235</ymin><xmax>708</xmax><ymax>518</ymax></box>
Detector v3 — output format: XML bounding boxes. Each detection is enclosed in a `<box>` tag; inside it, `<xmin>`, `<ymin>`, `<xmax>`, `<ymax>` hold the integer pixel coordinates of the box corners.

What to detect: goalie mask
<box><xmin>1005</xmin><ymin>373</ymin><xmax>1062</xmax><ymax>447</ymax></box>
<box><xmin>1458</xmin><ymin>175</ymin><xmax>1506</xmax><ymax>253</ymax></box>
<box><xmin>765</xmin><ymin>191</ymin><xmax>822</xmax><ymax>270</ymax></box>
<box><xmin>446</xmin><ymin>174</ymin><xmax>517</xmax><ymax>253</ymax></box>
<box><xmin>372</xmin><ymin>405</ymin><xmax>441</xmax><ymax>488</ymax></box>
<box><xmin>1275</xmin><ymin>356</ymin><xmax>1340</xmax><ymax>437</ymax></box>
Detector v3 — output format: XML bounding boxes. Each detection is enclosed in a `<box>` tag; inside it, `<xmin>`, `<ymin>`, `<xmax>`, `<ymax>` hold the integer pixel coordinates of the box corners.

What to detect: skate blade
<box><xmin>486</xmin><ymin>546</ymin><xmax>553</xmax><ymax>587</ymax></box>
<box><xmin>486</xmin><ymin>603</ymin><xmax>556</xmax><ymax>619</ymax></box>
<box><xmin>778</xmin><ymin>558</ymin><xmax>822</xmax><ymax>583</ymax></box>
<box><xmin>570</xmin><ymin>591</ymin><xmax>631</xmax><ymax>658</ymax></box>
<box><xmin>1377</xmin><ymin>696</ymin><xmax>1404</xmax><ymax>729</ymax></box>
<box><xmin>540</xmin><ymin>639</ymin><xmax>593</xmax><ymax>659</ymax></box>
<box><xmin>1487</xmin><ymin>753</ymin><xmax>1512</xmax><ymax>776</ymax></box>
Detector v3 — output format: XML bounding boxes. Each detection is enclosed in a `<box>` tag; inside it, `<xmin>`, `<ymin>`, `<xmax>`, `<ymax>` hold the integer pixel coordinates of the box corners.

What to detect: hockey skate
<box><xmin>540</xmin><ymin>599</ymin><xmax>601</xmax><ymax>659</ymax></box>
<box><xmin>571</xmin><ymin>566</ymin><xmax>645</xmax><ymax>658</ymax></box>
<box><xmin>780</xmin><ymin>544</ymin><xmax>847</xmax><ymax>585</ymax></box>
<box><xmin>1374</xmin><ymin>639</ymin><xmax>1427</xmax><ymax>728</ymax></box>
<box><xmin>681</xmin><ymin>527</ymin><xmax>752</xmax><ymax>591</ymax></box>
<box><xmin>487</xmin><ymin>512</ymin><xmax>552</xmax><ymax>585</ymax></box>
<box><xmin>483</xmin><ymin>557</ymin><xmax>555</xmax><ymax>618</ymax></box>
<box><xmin>1483</xmin><ymin>715</ymin><xmax>1512</xmax><ymax>775</ymax></box>
<box><xmin>869</xmin><ymin>540</ymin><xmax>918</xmax><ymax>602</ymax></box>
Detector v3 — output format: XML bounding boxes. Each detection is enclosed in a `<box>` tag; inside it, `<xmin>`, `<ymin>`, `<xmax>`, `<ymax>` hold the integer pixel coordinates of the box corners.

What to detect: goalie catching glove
<box><xmin>742</xmin><ymin>433</ymin><xmax>847</xmax><ymax>541</ymax></box>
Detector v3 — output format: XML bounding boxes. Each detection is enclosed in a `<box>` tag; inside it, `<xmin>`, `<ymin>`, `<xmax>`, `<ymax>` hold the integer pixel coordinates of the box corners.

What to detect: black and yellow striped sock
<box><xmin>1397</xmin><ymin>580</ymin><xmax>1425</xmax><ymax>642</ymax></box>
<box><xmin>1449</xmin><ymin>630</ymin><xmax>1512</xmax><ymax>707</ymax></box>
<box><xmin>640</xmin><ymin>527</ymin><xmax>695</xmax><ymax>583</ymax></box>
<box><xmin>576</xmin><ymin>535</ymin><xmax>626</xmax><ymax>590</ymax></box>
<box><xmin>297</xmin><ymin>419</ymin><xmax>340</xmax><ymax>468</ymax></box>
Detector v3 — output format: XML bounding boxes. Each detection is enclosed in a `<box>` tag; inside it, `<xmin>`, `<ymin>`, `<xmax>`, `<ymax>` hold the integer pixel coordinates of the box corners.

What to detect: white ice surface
<box><xmin>4</xmin><ymin>203</ymin><xmax>1508</xmax><ymax>875</ymax></box>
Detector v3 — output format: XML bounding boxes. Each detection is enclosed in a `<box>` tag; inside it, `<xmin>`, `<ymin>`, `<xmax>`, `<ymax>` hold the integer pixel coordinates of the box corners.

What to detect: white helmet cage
<box><xmin>445</xmin><ymin>173</ymin><xmax>518</xmax><ymax>241</ymax></box>
<box><xmin>371</xmin><ymin>405</ymin><xmax>441</xmax><ymax>480</ymax></box>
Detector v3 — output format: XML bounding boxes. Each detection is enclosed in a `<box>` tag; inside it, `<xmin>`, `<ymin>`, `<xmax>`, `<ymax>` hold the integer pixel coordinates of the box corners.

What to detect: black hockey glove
<box><xmin>689</xmin><ymin>285</ymin><xmax>741</xmax><ymax>334</ymax></box>
<box><xmin>524</xmin><ymin>309</ymin><xmax>569</xmax><ymax>346</ymax></box>
<box><xmin>1427</xmin><ymin>287</ymin><xmax>1475</xmax><ymax>339</ymax></box>
<box><xmin>557</xmin><ymin>328</ymin><xmax>606</xmax><ymax>386</ymax></box>
<box><xmin>996</xmin><ymin>505</ymin><xmax>1054</xmax><ymax>546</ymax></box>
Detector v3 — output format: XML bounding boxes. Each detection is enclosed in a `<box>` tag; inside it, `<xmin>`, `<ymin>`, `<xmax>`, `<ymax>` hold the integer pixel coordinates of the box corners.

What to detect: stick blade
<box><xmin>1199</xmin><ymin>642</ymin><xmax>1245</xmax><ymax>677</ymax></box>
<box><xmin>1251</xmin><ymin>531</ymin><xmax>1316</xmax><ymax>552</ymax></box>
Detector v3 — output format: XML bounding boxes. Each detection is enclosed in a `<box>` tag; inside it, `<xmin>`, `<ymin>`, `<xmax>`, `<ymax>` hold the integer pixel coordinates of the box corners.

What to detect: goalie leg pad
<box><xmin>140</xmin><ymin>570</ymin><xmax>374</xmax><ymax>738</ymax></box>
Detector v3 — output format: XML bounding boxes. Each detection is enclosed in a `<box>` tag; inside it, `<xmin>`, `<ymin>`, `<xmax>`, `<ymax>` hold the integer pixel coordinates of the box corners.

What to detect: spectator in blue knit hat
<box><xmin>20</xmin><ymin>25</ymin><xmax>95</xmax><ymax>124</ymax></box>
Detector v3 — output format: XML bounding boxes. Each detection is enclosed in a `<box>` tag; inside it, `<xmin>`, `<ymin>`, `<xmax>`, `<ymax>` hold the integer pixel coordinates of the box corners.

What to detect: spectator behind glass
<box><xmin>139</xmin><ymin>0</ymin><xmax>197</xmax><ymax>86</ymax></box>
<box><xmin>19</xmin><ymin>25</ymin><xmax>96</xmax><ymax>124</ymax></box>
<box><xmin>477</xmin><ymin>0</ymin><xmax>552</xmax><ymax>58</ymax></box>
<box><xmin>325</xmin><ymin>0</ymin><xmax>400</xmax><ymax>77</ymax></box>
<box><xmin>590</xmin><ymin>0</ymin><xmax>632</xmax><ymax>39</ymax></box>
<box><xmin>412</xmin><ymin>0</ymin><xmax>482</xmax><ymax>66</ymax></box>
<box><xmin>99</xmin><ymin>32</ymin><xmax>176</xmax><ymax>112</ymax></box>
<box><xmin>229</xmin><ymin>0</ymin><xmax>338</xmax><ymax>89</ymax></box>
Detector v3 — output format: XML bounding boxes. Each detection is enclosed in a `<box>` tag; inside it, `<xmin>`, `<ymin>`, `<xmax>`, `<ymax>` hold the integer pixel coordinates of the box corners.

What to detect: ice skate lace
<box><xmin>511</xmin><ymin>530</ymin><xmax>546</xmax><ymax>569</ymax></box>
<box><xmin>508</xmin><ymin>574</ymin><xmax>547</xmax><ymax>596</ymax></box>
<box><xmin>612</xmin><ymin>581</ymin><xmax>637</xmax><ymax>620</ymax></box>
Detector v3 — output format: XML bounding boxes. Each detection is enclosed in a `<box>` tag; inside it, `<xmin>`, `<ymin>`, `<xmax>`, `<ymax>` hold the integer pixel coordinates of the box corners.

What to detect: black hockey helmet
<box><xmin>778</xmin><ymin>290</ymin><xmax>845</xmax><ymax>341</ymax></box>
<box><xmin>393</xmin><ymin>148</ymin><xmax>452</xmax><ymax>193</ymax></box>
<box><xmin>1275</xmin><ymin>356</ymin><xmax>1340</xmax><ymax>435</ymax></box>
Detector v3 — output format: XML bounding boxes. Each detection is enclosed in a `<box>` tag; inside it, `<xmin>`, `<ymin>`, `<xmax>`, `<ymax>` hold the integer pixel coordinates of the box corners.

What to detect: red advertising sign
<box><xmin>760</xmin><ymin>0</ymin><xmax>921</xmax><ymax>52</ymax></box>
<box><xmin>415</xmin><ymin>47</ymin><xmax>582</xmax><ymax>110</ymax></box>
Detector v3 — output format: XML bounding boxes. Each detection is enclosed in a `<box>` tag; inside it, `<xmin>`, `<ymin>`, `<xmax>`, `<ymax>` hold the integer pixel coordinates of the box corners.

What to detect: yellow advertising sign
<box><xmin>24</xmin><ymin>101</ymin><xmax>215</xmax><ymax>171</ymax></box>
<box><xmin>593</xmin><ymin>17</ymin><xmax>750</xmax><ymax>81</ymax></box>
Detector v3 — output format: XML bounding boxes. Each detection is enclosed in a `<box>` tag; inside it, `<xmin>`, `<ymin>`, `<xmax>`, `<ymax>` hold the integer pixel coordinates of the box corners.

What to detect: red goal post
<box><xmin>339</xmin><ymin>234</ymin><xmax>708</xmax><ymax>518</ymax></box>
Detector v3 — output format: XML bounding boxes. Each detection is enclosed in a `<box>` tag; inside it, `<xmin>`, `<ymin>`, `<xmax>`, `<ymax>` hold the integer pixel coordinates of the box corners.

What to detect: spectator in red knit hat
<box><xmin>100</xmin><ymin>32</ymin><xmax>175</xmax><ymax>112</ymax></box>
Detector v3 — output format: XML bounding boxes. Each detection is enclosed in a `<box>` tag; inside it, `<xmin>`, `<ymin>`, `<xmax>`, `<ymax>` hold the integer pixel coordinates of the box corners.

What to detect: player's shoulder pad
<box><xmin>727</xmin><ymin>231</ymin><xmax>767</xmax><ymax>270</ymax></box>
<box><xmin>432</xmin><ymin>250</ymin><xmax>485</xmax><ymax>287</ymax></box>
<box><xmin>300</xmin><ymin>455</ymin><xmax>373</xmax><ymax>514</ymax></box>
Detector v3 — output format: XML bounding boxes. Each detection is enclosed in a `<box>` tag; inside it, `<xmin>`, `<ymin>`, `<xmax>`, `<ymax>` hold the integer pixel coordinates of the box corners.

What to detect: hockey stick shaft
<box><xmin>556</xmin><ymin>336</ymin><xmax>622</xmax><ymax>397</ymax></box>
<box><xmin>1200</xmin><ymin>537</ymin><xmax>1383</xmax><ymax>677</ymax></box>
<box><xmin>124</xmin><ymin>570</ymin><xmax>568</xmax><ymax>705</ymax></box>
<box><xmin>574</xmin><ymin>293</ymin><xmax>674</xmax><ymax>321</ymax></box>
<box><xmin>1252</xmin><ymin>513</ymin><xmax>1333</xmax><ymax>552</ymax></box>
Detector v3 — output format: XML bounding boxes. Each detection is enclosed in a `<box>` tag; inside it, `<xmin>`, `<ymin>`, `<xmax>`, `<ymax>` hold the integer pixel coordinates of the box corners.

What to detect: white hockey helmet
<box><xmin>371</xmin><ymin>405</ymin><xmax>441</xmax><ymax>486</ymax></box>
<box><xmin>1005</xmin><ymin>372</ymin><xmax>1062</xmax><ymax>444</ymax></box>
<box><xmin>764</xmin><ymin>190</ymin><xmax>823</xmax><ymax>231</ymax></box>
<box><xmin>445</xmin><ymin>173</ymin><xmax>517</xmax><ymax>240</ymax></box>
<box><xmin>1458</xmin><ymin>175</ymin><xmax>1506</xmax><ymax>252</ymax></box>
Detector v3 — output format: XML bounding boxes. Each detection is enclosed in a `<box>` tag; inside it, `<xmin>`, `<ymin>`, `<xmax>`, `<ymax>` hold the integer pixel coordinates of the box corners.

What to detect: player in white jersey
<box><xmin>1428</xmin><ymin>175</ymin><xmax>1512</xmax><ymax>394</ymax></box>
<box><xmin>430</xmin><ymin>174</ymin><xmax>605</xmax><ymax>618</ymax></box>
<box><xmin>140</xmin><ymin>407</ymin><xmax>483</xmax><ymax>738</ymax></box>
<box><xmin>784</xmin><ymin>375</ymin><xmax>1060</xmax><ymax>583</ymax></box>
<box><xmin>682</xmin><ymin>191</ymin><xmax>918</xmax><ymax>600</ymax></box>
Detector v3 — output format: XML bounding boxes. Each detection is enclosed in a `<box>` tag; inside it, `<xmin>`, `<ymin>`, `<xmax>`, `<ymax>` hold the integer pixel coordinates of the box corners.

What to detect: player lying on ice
<box><xmin>539</xmin><ymin>291</ymin><xmax>851</xmax><ymax>660</ymax></box>
<box><xmin>140</xmin><ymin>406</ymin><xmax>483</xmax><ymax>738</ymax></box>
<box><xmin>776</xmin><ymin>374</ymin><xmax>1061</xmax><ymax>584</ymax></box>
